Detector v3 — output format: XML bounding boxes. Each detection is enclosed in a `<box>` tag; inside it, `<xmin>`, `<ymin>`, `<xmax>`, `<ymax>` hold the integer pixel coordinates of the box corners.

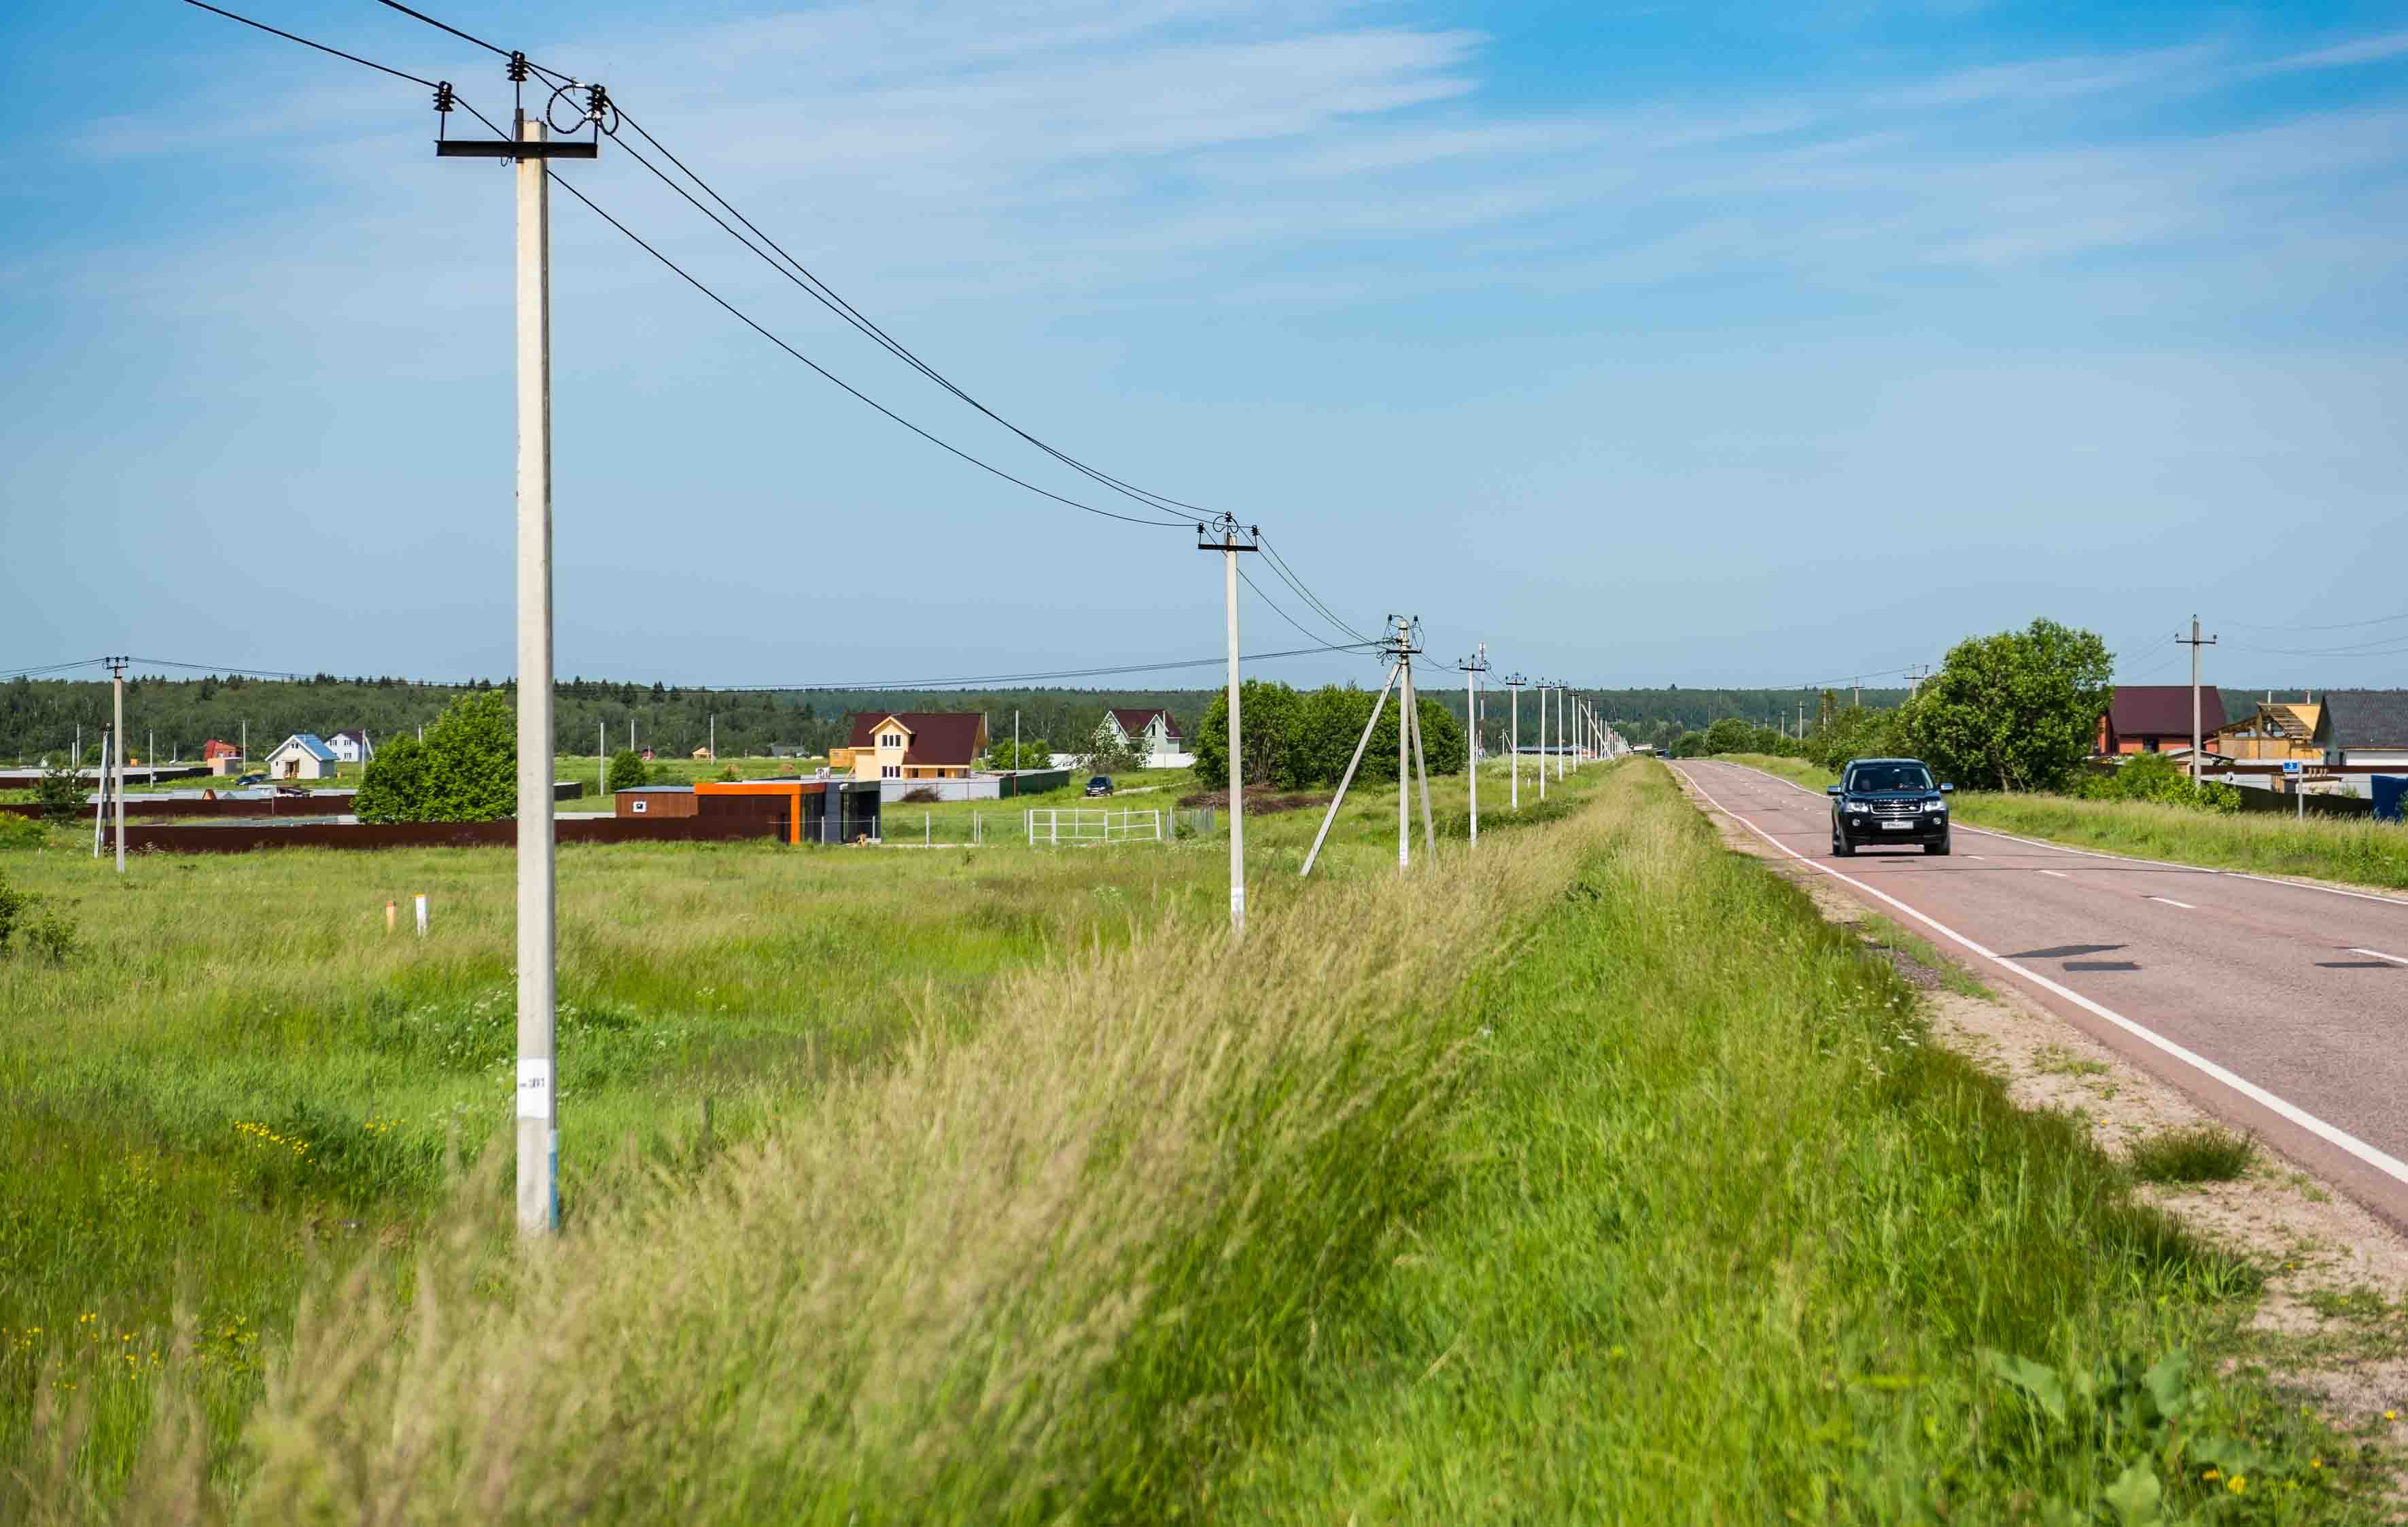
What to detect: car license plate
<box><xmin>1881</xmin><ymin>820</ymin><xmax>1912</xmax><ymax>830</ymax></box>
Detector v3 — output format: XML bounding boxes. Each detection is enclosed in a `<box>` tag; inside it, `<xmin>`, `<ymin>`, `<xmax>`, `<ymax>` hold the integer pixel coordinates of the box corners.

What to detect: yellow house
<box><xmin>829</xmin><ymin>712</ymin><xmax>989</xmax><ymax>782</ymax></box>
<box><xmin>2210</xmin><ymin>699</ymin><xmax>2322</xmax><ymax>762</ymax></box>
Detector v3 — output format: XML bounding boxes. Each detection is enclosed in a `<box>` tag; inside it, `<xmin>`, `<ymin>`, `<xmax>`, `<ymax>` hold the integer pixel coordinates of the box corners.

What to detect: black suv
<box><xmin>1827</xmin><ymin>757</ymin><xmax>1953</xmax><ymax>856</ymax></box>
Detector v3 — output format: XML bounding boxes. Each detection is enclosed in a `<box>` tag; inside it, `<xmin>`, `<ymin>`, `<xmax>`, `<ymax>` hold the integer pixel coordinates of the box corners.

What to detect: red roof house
<box><xmin>2097</xmin><ymin>686</ymin><xmax>2233</xmax><ymax>756</ymax></box>
<box><xmin>835</xmin><ymin>712</ymin><xmax>990</xmax><ymax>781</ymax></box>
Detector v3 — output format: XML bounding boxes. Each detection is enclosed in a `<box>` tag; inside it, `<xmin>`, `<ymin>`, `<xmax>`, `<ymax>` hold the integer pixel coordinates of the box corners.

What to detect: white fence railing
<box><xmin>1025</xmin><ymin>807</ymin><xmax>1163</xmax><ymax>845</ymax></box>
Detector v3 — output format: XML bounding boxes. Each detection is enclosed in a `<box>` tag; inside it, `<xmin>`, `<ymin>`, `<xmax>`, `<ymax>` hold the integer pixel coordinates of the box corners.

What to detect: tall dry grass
<box><xmin>18</xmin><ymin>790</ymin><xmax>1595</xmax><ymax>1523</ymax></box>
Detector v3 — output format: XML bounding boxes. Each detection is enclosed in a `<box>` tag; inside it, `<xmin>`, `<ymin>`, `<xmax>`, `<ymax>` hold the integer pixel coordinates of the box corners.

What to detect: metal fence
<box><xmin>1025</xmin><ymin>807</ymin><xmax>1164</xmax><ymax>845</ymax></box>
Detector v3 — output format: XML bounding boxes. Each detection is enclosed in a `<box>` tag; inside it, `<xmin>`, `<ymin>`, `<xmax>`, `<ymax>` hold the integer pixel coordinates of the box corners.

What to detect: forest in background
<box><xmin>0</xmin><ymin>673</ymin><xmax>1911</xmax><ymax>764</ymax></box>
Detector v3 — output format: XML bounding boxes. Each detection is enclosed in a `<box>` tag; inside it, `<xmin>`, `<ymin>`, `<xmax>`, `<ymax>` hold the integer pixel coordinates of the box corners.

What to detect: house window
<box><xmin>882</xmin><ymin>765</ymin><xmax>900</xmax><ymax>779</ymax></box>
<box><xmin>881</xmin><ymin>732</ymin><xmax>903</xmax><ymax>749</ymax></box>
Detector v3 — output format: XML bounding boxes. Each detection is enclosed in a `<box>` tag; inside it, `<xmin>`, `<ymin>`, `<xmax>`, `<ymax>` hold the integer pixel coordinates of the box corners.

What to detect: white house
<box><xmin>1104</xmin><ymin>707</ymin><xmax>1192</xmax><ymax>768</ymax></box>
<box><xmin>327</xmin><ymin>729</ymin><xmax>375</xmax><ymax>765</ymax></box>
<box><xmin>264</xmin><ymin>733</ymin><xmax>338</xmax><ymax>781</ymax></box>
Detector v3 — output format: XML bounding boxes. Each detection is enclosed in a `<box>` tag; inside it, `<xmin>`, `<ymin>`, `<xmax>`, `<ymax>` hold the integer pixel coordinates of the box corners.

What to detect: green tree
<box><xmin>421</xmin><ymin>690</ymin><xmax>517</xmax><ymax>820</ymax></box>
<box><xmin>606</xmin><ymin>749</ymin><xmax>648</xmax><ymax>792</ymax></box>
<box><xmin>985</xmin><ymin>737</ymin><xmax>1051</xmax><ymax>772</ymax></box>
<box><xmin>1193</xmin><ymin>681</ymin><xmax>1304</xmax><ymax>790</ymax></box>
<box><xmin>1411</xmin><ymin>697</ymin><xmax>1466</xmax><ymax>778</ymax></box>
<box><xmin>353</xmin><ymin>735</ymin><xmax>430</xmax><ymax>823</ymax></box>
<box><xmin>1081</xmin><ymin>718</ymin><xmax>1147</xmax><ymax>776</ymax></box>
<box><xmin>1702</xmin><ymin>717</ymin><xmax>1754</xmax><ymax>755</ymax></box>
<box><xmin>1907</xmin><ymin>619</ymin><xmax>2112</xmax><ymax>791</ymax></box>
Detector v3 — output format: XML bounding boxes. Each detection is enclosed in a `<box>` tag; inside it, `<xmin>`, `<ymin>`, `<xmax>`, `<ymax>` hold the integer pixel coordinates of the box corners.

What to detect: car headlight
<box><xmin>1926</xmin><ymin>798</ymin><xmax>1948</xmax><ymax>813</ymax></box>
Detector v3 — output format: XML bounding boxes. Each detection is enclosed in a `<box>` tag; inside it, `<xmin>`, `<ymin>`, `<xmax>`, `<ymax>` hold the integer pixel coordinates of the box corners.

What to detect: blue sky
<box><xmin>3</xmin><ymin>1</ymin><xmax>2405</xmax><ymax>693</ymax></box>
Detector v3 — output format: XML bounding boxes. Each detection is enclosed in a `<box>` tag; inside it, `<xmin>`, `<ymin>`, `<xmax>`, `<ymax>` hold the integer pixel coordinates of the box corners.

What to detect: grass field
<box><xmin>0</xmin><ymin>759</ymin><xmax>2386</xmax><ymax>1519</ymax></box>
<box><xmin>1722</xmin><ymin>752</ymin><xmax>2408</xmax><ymax>891</ymax></box>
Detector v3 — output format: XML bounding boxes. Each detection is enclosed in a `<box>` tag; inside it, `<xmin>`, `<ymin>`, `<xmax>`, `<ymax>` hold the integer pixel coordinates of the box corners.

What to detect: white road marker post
<box><xmin>415</xmin><ymin>893</ymin><xmax>428</xmax><ymax>936</ymax></box>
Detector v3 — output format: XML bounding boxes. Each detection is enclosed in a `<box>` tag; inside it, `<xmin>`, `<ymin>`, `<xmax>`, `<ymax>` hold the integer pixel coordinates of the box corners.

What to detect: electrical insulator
<box><xmin>586</xmin><ymin>84</ymin><xmax>610</xmax><ymax>124</ymax></box>
<box><xmin>507</xmin><ymin>50</ymin><xmax>531</xmax><ymax>83</ymax></box>
<box><xmin>432</xmin><ymin>81</ymin><xmax>456</xmax><ymax>113</ymax></box>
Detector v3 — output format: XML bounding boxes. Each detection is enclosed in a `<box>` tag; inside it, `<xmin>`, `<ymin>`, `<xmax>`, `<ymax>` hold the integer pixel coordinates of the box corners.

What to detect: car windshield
<box><xmin>1850</xmin><ymin>763</ymin><xmax>1933</xmax><ymax>793</ymax></box>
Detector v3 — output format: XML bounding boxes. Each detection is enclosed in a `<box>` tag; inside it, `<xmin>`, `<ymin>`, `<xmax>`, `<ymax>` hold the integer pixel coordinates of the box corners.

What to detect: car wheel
<box><xmin>1924</xmin><ymin>834</ymin><xmax>1950</xmax><ymax>856</ymax></box>
<box><xmin>1832</xmin><ymin>830</ymin><xmax>1853</xmax><ymax>858</ymax></box>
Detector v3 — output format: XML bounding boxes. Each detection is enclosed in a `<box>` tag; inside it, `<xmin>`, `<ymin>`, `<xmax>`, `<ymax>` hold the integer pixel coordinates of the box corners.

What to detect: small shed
<box><xmin>263</xmin><ymin>733</ymin><xmax>338</xmax><ymax>781</ymax></box>
<box><xmin>615</xmin><ymin>786</ymin><xmax>698</xmax><ymax>819</ymax></box>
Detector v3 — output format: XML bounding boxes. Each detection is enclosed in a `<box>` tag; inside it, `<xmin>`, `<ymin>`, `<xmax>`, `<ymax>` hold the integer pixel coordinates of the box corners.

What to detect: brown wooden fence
<box><xmin>121</xmin><ymin>803</ymin><xmax>789</xmax><ymax>854</ymax></box>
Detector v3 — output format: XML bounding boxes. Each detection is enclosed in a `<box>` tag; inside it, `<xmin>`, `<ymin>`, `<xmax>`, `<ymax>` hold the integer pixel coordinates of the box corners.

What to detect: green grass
<box><xmin>1722</xmin><ymin>753</ymin><xmax>2408</xmax><ymax>892</ymax></box>
<box><xmin>1860</xmin><ymin>910</ymin><xmax>1997</xmax><ymax>1000</ymax></box>
<box><xmin>2128</xmin><ymin>1125</ymin><xmax>2260</xmax><ymax>1185</ymax></box>
<box><xmin>0</xmin><ymin>760</ymin><xmax>2381</xmax><ymax>1519</ymax></box>
<box><xmin>1213</xmin><ymin>766</ymin><xmax>2370</xmax><ymax>1522</ymax></box>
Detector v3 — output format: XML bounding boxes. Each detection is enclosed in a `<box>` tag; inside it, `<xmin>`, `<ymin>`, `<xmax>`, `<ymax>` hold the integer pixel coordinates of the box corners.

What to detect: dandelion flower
<box><xmin>2227</xmin><ymin>1475</ymin><xmax>2247</xmax><ymax>1494</ymax></box>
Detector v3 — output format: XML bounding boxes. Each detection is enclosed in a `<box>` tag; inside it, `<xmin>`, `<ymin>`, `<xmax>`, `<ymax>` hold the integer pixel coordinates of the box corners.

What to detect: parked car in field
<box><xmin>234</xmin><ymin>773</ymin><xmax>266</xmax><ymax>786</ymax></box>
<box><xmin>1826</xmin><ymin>757</ymin><xmax>1953</xmax><ymax>857</ymax></box>
<box><xmin>1084</xmin><ymin>775</ymin><xmax>1115</xmax><ymax>797</ymax></box>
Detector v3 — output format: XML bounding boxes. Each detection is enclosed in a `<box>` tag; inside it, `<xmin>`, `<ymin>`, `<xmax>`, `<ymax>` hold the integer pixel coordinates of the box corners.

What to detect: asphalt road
<box><xmin>1675</xmin><ymin>758</ymin><xmax>2408</xmax><ymax>1229</ymax></box>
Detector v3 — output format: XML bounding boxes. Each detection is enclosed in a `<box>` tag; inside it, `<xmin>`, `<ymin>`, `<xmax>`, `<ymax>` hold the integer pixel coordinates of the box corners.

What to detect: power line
<box><xmin>1257</xmin><ymin>533</ymin><xmax>1376</xmax><ymax>646</ymax></box>
<box><xmin>181</xmin><ymin>0</ymin><xmax>442</xmax><ymax>88</ymax></box>
<box><xmin>1238</xmin><ymin>565</ymin><xmax>1361</xmax><ymax>650</ymax></box>
<box><xmin>178</xmin><ymin>1</ymin><xmax>1190</xmax><ymax>531</ymax></box>
<box><xmin>541</xmin><ymin>172</ymin><xmax>1195</xmax><ymax>531</ymax></box>
<box><xmin>368</xmin><ymin>0</ymin><xmax>1206</xmax><ymax>523</ymax></box>
<box><xmin>0</xmin><ymin>658</ymin><xmax>113</xmax><ymax>681</ymax></box>
<box><xmin>606</xmin><ymin>127</ymin><xmax>1197</xmax><ymax>524</ymax></box>
<box><xmin>2224</xmin><ymin>609</ymin><xmax>2408</xmax><ymax>633</ymax></box>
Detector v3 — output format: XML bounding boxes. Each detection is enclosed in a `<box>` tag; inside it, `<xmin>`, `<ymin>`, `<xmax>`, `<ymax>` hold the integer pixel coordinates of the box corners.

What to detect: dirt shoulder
<box><xmin>1682</xmin><ymin>771</ymin><xmax>2408</xmax><ymax>1456</ymax></box>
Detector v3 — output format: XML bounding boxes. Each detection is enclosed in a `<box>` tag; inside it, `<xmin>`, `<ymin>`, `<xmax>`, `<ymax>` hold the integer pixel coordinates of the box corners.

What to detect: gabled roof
<box><xmin>332</xmin><ymin>729</ymin><xmax>369</xmax><ymax>745</ymax></box>
<box><xmin>2320</xmin><ymin>690</ymin><xmax>2408</xmax><ymax>750</ymax></box>
<box><xmin>2106</xmin><ymin>686</ymin><xmax>2232</xmax><ymax>739</ymax></box>
<box><xmin>845</xmin><ymin>712</ymin><xmax>987</xmax><ymax>766</ymax></box>
<box><xmin>272</xmin><ymin>733</ymin><xmax>338</xmax><ymax>762</ymax></box>
<box><xmin>1109</xmin><ymin>706</ymin><xmax>1180</xmax><ymax>739</ymax></box>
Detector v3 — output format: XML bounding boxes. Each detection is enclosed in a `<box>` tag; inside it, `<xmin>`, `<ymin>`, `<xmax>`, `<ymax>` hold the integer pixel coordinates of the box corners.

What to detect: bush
<box><xmin>34</xmin><ymin>760</ymin><xmax>84</xmax><ymax>824</ymax></box>
<box><xmin>0</xmin><ymin>873</ymin><xmax>23</xmax><ymax>948</ymax></box>
<box><xmin>2075</xmin><ymin>752</ymin><xmax>2241</xmax><ymax>813</ymax></box>
<box><xmin>901</xmin><ymin>785</ymin><xmax>941</xmax><ymax>803</ymax></box>
<box><xmin>0</xmin><ymin>815</ymin><xmax>44</xmax><ymax>852</ymax></box>
<box><xmin>606</xmin><ymin>749</ymin><xmax>648</xmax><ymax>792</ymax></box>
<box><xmin>716</xmin><ymin>766</ymin><xmax>740</xmax><ymax>782</ymax></box>
<box><xmin>24</xmin><ymin>908</ymin><xmax>76</xmax><ymax>964</ymax></box>
<box><xmin>353</xmin><ymin>735</ymin><xmax>430</xmax><ymax>823</ymax></box>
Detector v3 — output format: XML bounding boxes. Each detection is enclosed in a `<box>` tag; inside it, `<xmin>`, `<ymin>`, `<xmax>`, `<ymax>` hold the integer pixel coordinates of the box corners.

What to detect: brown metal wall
<box><xmin>122</xmin><ymin>804</ymin><xmax>789</xmax><ymax>854</ymax></box>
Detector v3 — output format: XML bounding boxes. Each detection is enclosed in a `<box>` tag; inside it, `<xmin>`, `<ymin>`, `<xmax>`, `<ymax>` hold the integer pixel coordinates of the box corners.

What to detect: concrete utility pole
<box><xmin>1199</xmin><ymin>516</ymin><xmax>1259</xmax><ymax>932</ymax></box>
<box><xmin>1556</xmin><ymin>686</ymin><xmax>1567</xmax><ymax>781</ymax></box>
<box><xmin>512</xmin><ymin>111</ymin><xmax>559</xmax><ymax>1237</ymax></box>
<box><xmin>107</xmin><ymin>656</ymin><xmax>127</xmax><ymax>873</ymax></box>
<box><xmin>1463</xmin><ymin>644</ymin><xmax>1488</xmax><ymax>845</ymax></box>
<box><xmin>1300</xmin><ymin>650</ymin><xmax>1401</xmax><ymax>879</ymax></box>
<box><xmin>2178</xmin><ymin>614</ymin><xmax>2218</xmax><ymax>786</ymax></box>
<box><xmin>1397</xmin><ymin>619</ymin><xmax>1414</xmax><ymax>868</ymax></box>
<box><xmin>1536</xmin><ymin>680</ymin><xmax>1548</xmax><ymax>803</ymax></box>
<box><xmin>1505</xmin><ymin>673</ymin><xmax>1525</xmax><ymax>810</ymax></box>
<box><xmin>439</xmin><ymin>83</ymin><xmax>606</xmax><ymax>1237</ymax></box>
<box><xmin>709</xmin><ymin>713</ymin><xmax>716</xmax><ymax>760</ymax></box>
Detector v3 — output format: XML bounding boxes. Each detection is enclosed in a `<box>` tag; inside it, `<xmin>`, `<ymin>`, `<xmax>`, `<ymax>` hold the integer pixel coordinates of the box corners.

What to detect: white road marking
<box><xmin>2039</xmin><ymin>869</ymin><xmax>2070</xmax><ymax>879</ymax></box>
<box><xmin>1705</xmin><ymin>760</ymin><xmax>2408</xmax><ymax>909</ymax></box>
<box><xmin>2349</xmin><ymin>948</ymin><xmax>2408</xmax><ymax>968</ymax></box>
<box><xmin>1677</xmin><ymin>766</ymin><xmax>2408</xmax><ymax>1193</ymax></box>
<box><xmin>1964</xmin><ymin>854</ymin><xmax>1987</xmax><ymax>860</ymax></box>
<box><xmin>2147</xmin><ymin>896</ymin><xmax>2196</xmax><ymax>909</ymax></box>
